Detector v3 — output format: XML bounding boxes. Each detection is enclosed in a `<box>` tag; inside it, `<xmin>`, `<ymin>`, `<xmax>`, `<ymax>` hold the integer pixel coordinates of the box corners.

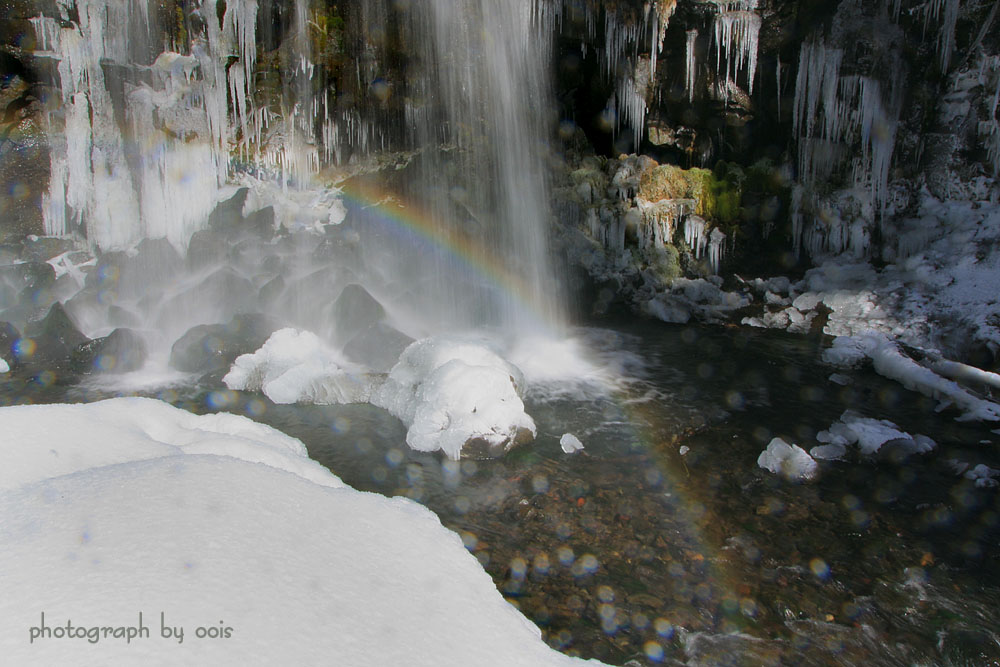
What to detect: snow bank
<box><xmin>223</xmin><ymin>328</ymin><xmax>374</xmax><ymax>404</ymax></box>
<box><xmin>372</xmin><ymin>336</ymin><xmax>536</xmax><ymax>460</ymax></box>
<box><xmin>823</xmin><ymin>334</ymin><xmax>1000</xmax><ymax>421</ymax></box>
<box><xmin>812</xmin><ymin>410</ymin><xmax>936</xmax><ymax>459</ymax></box>
<box><xmin>0</xmin><ymin>397</ymin><xmax>342</xmax><ymax>492</ymax></box>
<box><xmin>0</xmin><ymin>398</ymin><xmax>600</xmax><ymax>667</ymax></box>
<box><xmin>757</xmin><ymin>438</ymin><xmax>818</xmax><ymax>482</ymax></box>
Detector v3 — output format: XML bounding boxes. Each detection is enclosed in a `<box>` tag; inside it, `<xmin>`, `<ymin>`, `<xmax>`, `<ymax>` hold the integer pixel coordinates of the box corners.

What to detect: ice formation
<box><xmin>757</xmin><ymin>437</ymin><xmax>818</xmax><ymax>482</ymax></box>
<box><xmin>711</xmin><ymin>0</ymin><xmax>761</xmax><ymax>98</ymax></box>
<box><xmin>560</xmin><ymin>433</ymin><xmax>585</xmax><ymax>454</ymax></box>
<box><xmin>0</xmin><ymin>399</ymin><xmax>602</xmax><ymax>666</ymax></box>
<box><xmin>812</xmin><ymin>410</ymin><xmax>936</xmax><ymax>460</ymax></box>
<box><xmin>0</xmin><ymin>358</ymin><xmax>8</xmax><ymax>373</ymax></box>
<box><xmin>223</xmin><ymin>328</ymin><xmax>373</xmax><ymax>405</ymax></box>
<box><xmin>791</xmin><ymin>39</ymin><xmax>903</xmax><ymax>256</ymax></box>
<box><xmin>824</xmin><ymin>334</ymin><xmax>1000</xmax><ymax>421</ymax></box>
<box><xmin>685</xmin><ymin>29</ymin><xmax>699</xmax><ymax>102</ymax></box>
<box><xmin>371</xmin><ymin>336</ymin><xmax>537</xmax><ymax>460</ymax></box>
<box><xmin>35</xmin><ymin>0</ymin><xmax>259</xmax><ymax>249</ymax></box>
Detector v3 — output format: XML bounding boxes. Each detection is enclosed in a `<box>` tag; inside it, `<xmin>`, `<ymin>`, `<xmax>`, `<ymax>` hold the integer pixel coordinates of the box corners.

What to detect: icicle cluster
<box><xmin>979</xmin><ymin>55</ymin><xmax>1000</xmax><ymax>176</ymax></box>
<box><xmin>924</xmin><ymin>0</ymin><xmax>961</xmax><ymax>72</ymax></box>
<box><xmin>36</xmin><ymin>0</ymin><xmax>259</xmax><ymax>250</ymax></box>
<box><xmin>711</xmin><ymin>0</ymin><xmax>761</xmax><ymax>98</ymax></box>
<box><xmin>791</xmin><ymin>39</ymin><xmax>903</xmax><ymax>257</ymax></box>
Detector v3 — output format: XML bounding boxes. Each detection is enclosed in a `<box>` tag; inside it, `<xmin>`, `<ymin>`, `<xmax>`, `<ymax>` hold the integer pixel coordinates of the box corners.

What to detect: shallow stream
<box><xmin>4</xmin><ymin>320</ymin><xmax>999</xmax><ymax>665</ymax></box>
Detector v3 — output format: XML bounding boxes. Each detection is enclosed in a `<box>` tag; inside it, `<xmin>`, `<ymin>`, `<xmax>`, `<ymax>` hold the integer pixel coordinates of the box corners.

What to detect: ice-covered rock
<box><xmin>0</xmin><ymin>357</ymin><xmax>8</xmax><ymax>373</ymax></box>
<box><xmin>224</xmin><ymin>328</ymin><xmax>373</xmax><ymax>404</ymax></box>
<box><xmin>757</xmin><ymin>437</ymin><xmax>818</xmax><ymax>482</ymax></box>
<box><xmin>372</xmin><ymin>336</ymin><xmax>536</xmax><ymax>460</ymax></box>
<box><xmin>964</xmin><ymin>464</ymin><xmax>999</xmax><ymax>488</ymax></box>
<box><xmin>824</xmin><ymin>334</ymin><xmax>1000</xmax><ymax>421</ymax></box>
<box><xmin>814</xmin><ymin>410</ymin><xmax>936</xmax><ymax>460</ymax></box>
<box><xmin>560</xmin><ymin>433</ymin><xmax>585</xmax><ymax>454</ymax></box>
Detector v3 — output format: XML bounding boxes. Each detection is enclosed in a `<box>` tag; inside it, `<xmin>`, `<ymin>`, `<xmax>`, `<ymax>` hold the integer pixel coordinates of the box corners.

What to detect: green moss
<box><xmin>645</xmin><ymin>244</ymin><xmax>681</xmax><ymax>283</ymax></box>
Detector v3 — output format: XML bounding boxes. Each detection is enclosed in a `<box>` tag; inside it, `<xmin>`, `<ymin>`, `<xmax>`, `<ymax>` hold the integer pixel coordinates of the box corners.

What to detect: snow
<box><xmin>964</xmin><ymin>463</ymin><xmax>1000</xmax><ymax>488</ymax></box>
<box><xmin>223</xmin><ymin>328</ymin><xmax>373</xmax><ymax>404</ymax></box>
<box><xmin>811</xmin><ymin>410</ymin><xmax>936</xmax><ymax>460</ymax></box>
<box><xmin>823</xmin><ymin>334</ymin><xmax>1000</xmax><ymax>421</ymax></box>
<box><xmin>560</xmin><ymin>433</ymin><xmax>584</xmax><ymax>454</ymax></box>
<box><xmin>757</xmin><ymin>437</ymin><xmax>818</xmax><ymax>482</ymax></box>
<box><xmin>0</xmin><ymin>358</ymin><xmax>8</xmax><ymax>373</ymax></box>
<box><xmin>0</xmin><ymin>399</ymin><xmax>601</xmax><ymax>666</ymax></box>
<box><xmin>371</xmin><ymin>336</ymin><xmax>536</xmax><ymax>460</ymax></box>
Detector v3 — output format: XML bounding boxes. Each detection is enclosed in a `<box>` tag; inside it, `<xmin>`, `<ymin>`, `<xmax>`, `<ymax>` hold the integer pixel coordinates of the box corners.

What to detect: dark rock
<box><xmin>157</xmin><ymin>267</ymin><xmax>257</xmax><ymax>328</ymax></box>
<box><xmin>342</xmin><ymin>322</ymin><xmax>414</xmax><ymax>372</ymax></box>
<box><xmin>0</xmin><ymin>260</ymin><xmax>55</xmax><ymax>292</ymax></box>
<box><xmin>169</xmin><ymin>313</ymin><xmax>280</xmax><ymax>373</ymax></box>
<box><xmin>132</xmin><ymin>237</ymin><xmax>183</xmax><ymax>288</ymax></box>
<box><xmin>0</xmin><ymin>320</ymin><xmax>20</xmax><ymax>366</ymax></box>
<box><xmin>244</xmin><ymin>205</ymin><xmax>275</xmax><ymax>238</ymax></box>
<box><xmin>330</xmin><ymin>283</ymin><xmax>386</xmax><ymax>343</ymax></box>
<box><xmin>72</xmin><ymin>327</ymin><xmax>147</xmax><ymax>374</ymax></box>
<box><xmin>23</xmin><ymin>302</ymin><xmax>89</xmax><ymax>367</ymax></box>
<box><xmin>208</xmin><ymin>188</ymin><xmax>249</xmax><ymax>233</ymax></box>
<box><xmin>186</xmin><ymin>229</ymin><xmax>228</xmax><ymax>271</ymax></box>
<box><xmin>20</xmin><ymin>237</ymin><xmax>76</xmax><ymax>263</ymax></box>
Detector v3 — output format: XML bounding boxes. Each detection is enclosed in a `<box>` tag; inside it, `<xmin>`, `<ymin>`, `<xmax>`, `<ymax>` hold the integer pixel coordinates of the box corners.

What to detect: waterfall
<box><xmin>32</xmin><ymin>0</ymin><xmax>566</xmax><ymax>336</ymax></box>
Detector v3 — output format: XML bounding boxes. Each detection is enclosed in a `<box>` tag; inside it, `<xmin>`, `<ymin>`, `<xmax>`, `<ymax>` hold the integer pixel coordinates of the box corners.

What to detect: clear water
<box><xmin>6</xmin><ymin>320</ymin><xmax>999</xmax><ymax>665</ymax></box>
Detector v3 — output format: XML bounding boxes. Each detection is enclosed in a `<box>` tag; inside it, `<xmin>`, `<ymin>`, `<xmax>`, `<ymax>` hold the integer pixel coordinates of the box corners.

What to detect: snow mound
<box><xmin>812</xmin><ymin>410</ymin><xmax>936</xmax><ymax>460</ymax></box>
<box><xmin>0</xmin><ymin>397</ymin><xmax>342</xmax><ymax>492</ymax></box>
<box><xmin>223</xmin><ymin>328</ymin><xmax>374</xmax><ymax>404</ymax></box>
<box><xmin>823</xmin><ymin>334</ymin><xmax>1000</xmax><ymax>421</ymax></box>
<box><xmin>0</xmin><ymin>399</ymin><xmax>601</xmax><ymax>667</ymax></box>
<box><xmin>757</xmin><ymin>437</ymin><xmax>818</xmax><ymax>482</ymax></box>
<box><xmin>372</xmin><ymin>336</ymin><xmax>536</xmax><ymax>460</ymax></box>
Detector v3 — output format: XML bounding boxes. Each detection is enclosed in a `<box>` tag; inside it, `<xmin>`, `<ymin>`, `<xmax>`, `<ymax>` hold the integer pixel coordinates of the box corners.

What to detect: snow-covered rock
<box><xmin>223</xmin><ymin>328</ymin><xmax>374</xmax><ymax>404</ymax></box>
<box><xmin>812</xmin><ymin>410</ymin><xmax>936</xmax><ymax>460</ymax></box>
<box><xmin>757</xmin><ymin>437</ymin><xmax>818</xmax><ymax>482</ymax></box>
<box><xmin>0</xmin><ymin>398</ymin><xmax>600</xmax><ymax>666</ymax></box>
<box><xmin>823</xmin><ymin>334</ymin><xmax>1000</xmax><ymax>421</ymax></box>
<box><xmin>372</xmin><ymin>336</ymin><xmax>536</xmax><ymax>460</ymax></box>
<box><xmin>560</xmin><ymin>433</ymin><xmax>584</xmax><ymax>454</ymax></box>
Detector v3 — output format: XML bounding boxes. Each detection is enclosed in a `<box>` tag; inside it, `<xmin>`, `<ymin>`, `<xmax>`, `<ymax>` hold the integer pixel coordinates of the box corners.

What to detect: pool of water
<box><xmin>4</xmin><ymin>320</ymin><xmax>999</xmax><ymax>665</ymax></box>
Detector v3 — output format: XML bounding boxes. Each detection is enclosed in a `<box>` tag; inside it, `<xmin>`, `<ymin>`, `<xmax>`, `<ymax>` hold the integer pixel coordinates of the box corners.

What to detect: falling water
<box><xmin>33</xmin><ymin>0</ymin><xmax>566</xmax><ymax>339</ymax></box>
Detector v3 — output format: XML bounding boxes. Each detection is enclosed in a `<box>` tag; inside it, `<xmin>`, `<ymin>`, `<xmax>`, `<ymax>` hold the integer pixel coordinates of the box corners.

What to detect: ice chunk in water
<box><xmin>560</xmin><ymin>433</ymin><xmax>584</xmax><ymax>454</ymax></box>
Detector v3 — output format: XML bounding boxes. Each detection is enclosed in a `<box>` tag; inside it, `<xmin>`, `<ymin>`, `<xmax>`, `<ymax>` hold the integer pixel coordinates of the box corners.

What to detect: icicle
<box><xmin>685</xmin><ymin>30</ymin><xmax>698</xmax><ymax>103</ymax></box>
<box><xmin>775</xmin><ymin>59</ymin><xmax>782</xmax><ymax>117</ymax></box>
<box><xmin>684</xmin><ymin>215</ymin><xmax>708</xmax><ymax>259</ymax></box>
<box><xmin>708</xmin><ymin>227</ymin><xmax>726</xmax><ymax>274</ymax></box>
<box><xmin>925</xmin><ymin>0</ymin><xmax>961</xmax><ymax>72</ymax></box>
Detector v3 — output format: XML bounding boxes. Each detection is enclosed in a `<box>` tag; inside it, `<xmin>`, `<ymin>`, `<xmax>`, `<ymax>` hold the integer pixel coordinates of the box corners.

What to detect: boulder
<box><xmin>169</xmin><ymin>313</ymin><xmax>281</xmax><ymax>374</ymax></box>
<box><xmin>72</xmin><ymin>327</ymin><xmax>147</xmax><ymax>374</ymax></box>
<box><xmin>342</xmin><ymin>322</ymin><xmax>414</xmax><ymax>372</ymax></box>
<box><xmin>331</xmin><ymin>283</ymin><xmax>386</xmax><ymax>343</ymax></box>
<box><xmin>23</xmin><ymin>302</ymin><xmax>89</xmax><ymax>367</ymax></box>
